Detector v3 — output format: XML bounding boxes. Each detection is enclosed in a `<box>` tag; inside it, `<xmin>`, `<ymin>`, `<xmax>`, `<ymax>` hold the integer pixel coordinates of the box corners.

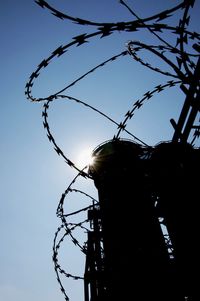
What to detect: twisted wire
<box><xmin>26</xmin><ymin>1</ymin><xmax>200</xmax><ymax>300</ymax></box>
<box><xmin>115</xmin><ymin>80</ymin><xmax>181</xmax><ymax>139</ymax></box>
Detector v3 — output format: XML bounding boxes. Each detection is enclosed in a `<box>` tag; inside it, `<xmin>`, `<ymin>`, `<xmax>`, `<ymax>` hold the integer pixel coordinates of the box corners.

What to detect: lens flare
<box><xmin>76</xmin><ymin>147</ymin><xmax>94</xmax><ymax>169</ymax></box>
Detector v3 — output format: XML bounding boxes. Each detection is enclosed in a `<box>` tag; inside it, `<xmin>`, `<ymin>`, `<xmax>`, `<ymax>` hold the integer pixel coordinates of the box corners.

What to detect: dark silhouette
<box><xmin>86</xmin><ymin>139</ymin><xmax>199</xmax><ymax>300</ymax></box>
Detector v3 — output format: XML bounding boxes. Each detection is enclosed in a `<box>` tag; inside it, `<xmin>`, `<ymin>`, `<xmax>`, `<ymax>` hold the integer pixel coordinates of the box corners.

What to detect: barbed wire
<box><xmin>26</xmin><ymin>1</ymin><xmax>200</xmax><ymax>300</ymax></box>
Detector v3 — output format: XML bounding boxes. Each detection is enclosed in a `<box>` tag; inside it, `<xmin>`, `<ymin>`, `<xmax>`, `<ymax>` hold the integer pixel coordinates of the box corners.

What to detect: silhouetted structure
<box><xmin>84</xmin><ymin>139</ymin><xmax>199</xmax><ymax>301</ymax></box>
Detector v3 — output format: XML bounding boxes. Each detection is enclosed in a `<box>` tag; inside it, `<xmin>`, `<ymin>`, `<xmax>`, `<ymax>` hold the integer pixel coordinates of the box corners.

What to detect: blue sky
<box><xmin>1</xmin><ymin>1</ymin><xmax>200</xmax><ymax>301</ymax></box>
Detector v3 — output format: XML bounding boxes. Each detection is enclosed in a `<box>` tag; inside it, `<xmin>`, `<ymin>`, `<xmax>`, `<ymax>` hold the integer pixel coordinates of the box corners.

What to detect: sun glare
<box><xmin>76</xmin><ymin>147</ymin><xmax>94</xmax><ymax>169</ymax></box>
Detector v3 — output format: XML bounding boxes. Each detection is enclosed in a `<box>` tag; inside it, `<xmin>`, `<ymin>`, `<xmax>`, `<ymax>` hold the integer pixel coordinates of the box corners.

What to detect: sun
<box><xmin>76</xmin><ymin>147</ymin><xmax>94</xmax><ymax>169</ymax></box>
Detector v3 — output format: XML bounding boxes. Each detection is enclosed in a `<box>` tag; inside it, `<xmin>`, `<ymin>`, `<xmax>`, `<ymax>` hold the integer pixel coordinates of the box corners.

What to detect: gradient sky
<box><xmin>1</xmin><ymin>1</ymin><xmax>200</xmax><ymax>301</ymax></box>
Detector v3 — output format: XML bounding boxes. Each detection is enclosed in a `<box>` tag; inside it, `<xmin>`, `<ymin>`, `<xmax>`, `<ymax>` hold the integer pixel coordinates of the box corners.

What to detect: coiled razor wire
<box><xmin>25</xmin><ymin>1</ymin><xmax>200</xmax><ymax>300</ymax></box>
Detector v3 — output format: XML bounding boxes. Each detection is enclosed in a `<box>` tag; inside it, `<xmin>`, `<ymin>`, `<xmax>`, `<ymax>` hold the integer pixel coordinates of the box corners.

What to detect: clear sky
<box><xmin>1</xmin><ymin>1</ymin><xmax>200</xmax><ymax>301</ymax></box>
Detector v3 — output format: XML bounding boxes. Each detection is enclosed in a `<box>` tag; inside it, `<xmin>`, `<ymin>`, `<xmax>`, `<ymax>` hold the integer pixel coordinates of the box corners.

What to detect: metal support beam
<box><xmin>172</xmin><ymin>57</ymin><xmax>200</xmax><ymax>143</ymax></box>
